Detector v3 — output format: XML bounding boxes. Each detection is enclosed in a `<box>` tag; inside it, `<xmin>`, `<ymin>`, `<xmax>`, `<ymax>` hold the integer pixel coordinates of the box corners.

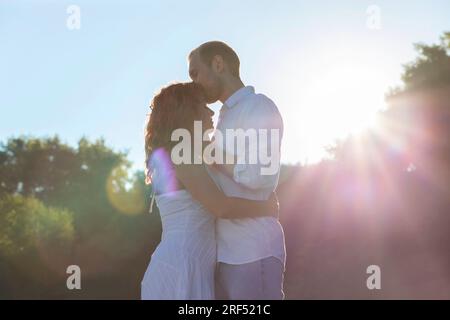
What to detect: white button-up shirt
<box><xmin>207</xmin><ymin>86</ymin><xmax>286</xmax><ymax>266</ymax></box>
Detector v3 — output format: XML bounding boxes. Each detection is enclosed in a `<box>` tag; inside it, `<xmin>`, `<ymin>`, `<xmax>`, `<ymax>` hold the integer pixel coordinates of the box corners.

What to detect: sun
<box><xmin>294</xmin><ymin>61</ymin><xmax>387</xmax><ymax>164</ymax></box>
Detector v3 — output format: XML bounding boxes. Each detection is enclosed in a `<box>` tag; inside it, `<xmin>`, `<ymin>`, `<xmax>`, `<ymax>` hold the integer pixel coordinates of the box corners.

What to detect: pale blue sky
<box><xmin>1</xmin><ymin>0</ymin><xmax>449</xmax><ymax>170</ymax></box>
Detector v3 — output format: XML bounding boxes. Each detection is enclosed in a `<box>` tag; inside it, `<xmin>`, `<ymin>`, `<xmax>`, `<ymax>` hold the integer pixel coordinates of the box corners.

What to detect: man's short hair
<box><xmin>190</xmin><ymin>41</ymin><xmax>240</xmax><ymax>77</ymax></box>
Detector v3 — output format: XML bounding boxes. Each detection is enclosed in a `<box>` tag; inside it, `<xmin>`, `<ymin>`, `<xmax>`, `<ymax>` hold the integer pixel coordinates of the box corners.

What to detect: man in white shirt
<box><xmin>188</xmin><ymin>41</ymin><xmax>285</xmax><ymax>300</ymax></box>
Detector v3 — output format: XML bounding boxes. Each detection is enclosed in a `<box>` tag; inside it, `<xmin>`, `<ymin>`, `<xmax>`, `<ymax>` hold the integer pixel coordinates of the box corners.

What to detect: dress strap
<box><xmin>149</xmin><ymin>190</ymin><xmax>156</xmax><ymax>214</ymax></box>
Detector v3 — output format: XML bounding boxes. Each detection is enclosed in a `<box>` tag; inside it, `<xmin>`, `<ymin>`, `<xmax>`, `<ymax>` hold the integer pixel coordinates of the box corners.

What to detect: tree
<box><xmin>0</xmin><ymin>136</ymin><xmax>142</xmax><ymax>236</ymax></box>
<box><xmin>0</xmin><ymin>136</ymin><xmax>79</xmax><ymax>198</ymax></box>
<box><xmin>388</xmin><ymin>32</ymin><xmax>450</xmax><ymax>97</ymax></box>
<box><xmin>0</xmin><ymin>195</ymin><xmax>74</xmax><ymax>257</ymax></box>
<box><xmin>382</xmin><ymin>32</ymin><xmax>450</xmax><ymax>175</ymax></box>
<box><xmin>0</xmin><ymin>136</ymin><xmax>158</xmax><ymax>298</ymax></box>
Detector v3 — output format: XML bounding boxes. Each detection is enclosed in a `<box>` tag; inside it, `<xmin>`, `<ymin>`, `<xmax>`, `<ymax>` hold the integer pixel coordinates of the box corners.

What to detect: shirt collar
<box><xmin>223</xmin><ymin>86</ymin><xmax>255</xmax><ymax>109</ymax></box>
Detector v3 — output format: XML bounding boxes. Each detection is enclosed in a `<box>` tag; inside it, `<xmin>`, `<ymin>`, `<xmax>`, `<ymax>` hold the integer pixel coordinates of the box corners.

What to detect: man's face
<box><xmin>189</xmin><ymin>51</ymin><xmax>222</xmax><ymax>104</ymax></box>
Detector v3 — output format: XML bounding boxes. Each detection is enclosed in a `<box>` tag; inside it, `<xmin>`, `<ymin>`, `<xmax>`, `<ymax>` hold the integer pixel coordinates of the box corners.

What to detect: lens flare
<box><xmin>106</xmin><ymin>164</ymin><xmax>146</xmax><ymax>215</ymax></box>
<box><xmin>147</xmin><ymin>148</ymin><xmax>179</xmax><ymax>195</ymax></box>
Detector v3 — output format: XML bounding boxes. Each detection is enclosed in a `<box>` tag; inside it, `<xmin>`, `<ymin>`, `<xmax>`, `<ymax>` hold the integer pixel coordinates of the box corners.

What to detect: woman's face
<box><xmin>199</xmin><ymin>104</ymin><xmax>215</xmax><ymax>132</ymax></box>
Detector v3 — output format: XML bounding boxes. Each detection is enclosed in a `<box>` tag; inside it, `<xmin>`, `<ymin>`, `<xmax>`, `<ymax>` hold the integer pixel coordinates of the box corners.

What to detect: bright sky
<box><xmin>1</xmin><ymin>0</ymin><xmax>449</xmax><ymax>170</ymax></box>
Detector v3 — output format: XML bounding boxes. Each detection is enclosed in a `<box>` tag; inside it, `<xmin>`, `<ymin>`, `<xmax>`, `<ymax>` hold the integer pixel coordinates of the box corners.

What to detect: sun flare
<box><xmin>293</xmin><ymin>61</ymin><xmax>389</xmax><ymax>164</ymax></box>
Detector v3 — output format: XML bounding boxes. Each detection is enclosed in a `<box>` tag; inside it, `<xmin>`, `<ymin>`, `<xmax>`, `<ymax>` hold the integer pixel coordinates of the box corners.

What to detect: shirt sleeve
<box><xmin>232</xmin><ymin>95</ymin><xmax>283</xmax><ymax>190</ymax></box>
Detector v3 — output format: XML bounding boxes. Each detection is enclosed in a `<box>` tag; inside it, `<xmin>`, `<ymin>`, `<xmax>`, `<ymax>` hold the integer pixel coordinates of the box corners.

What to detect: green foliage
<box><xmin>0</xmin><ymin>194</ymin><xmax>74</xmax><ymax>257</ymax></box>
<box><xmin>0</xmin><ymin>135</ymin><xmax>158</xmax><ymax>298</ymax></box>
<box><xmin>0</xmin><ymin>136</ymin><xmax>77</xmax><ymax>197</ymax></box>
<box><xmin>0</xmin><ymin>135</ymin><xmax>152</xmax><ymax>236</ymax></box>
<box><xmin>389</xmin><ymin>32</ymin><xmax>450</xmax><ymax>98</ymax></box>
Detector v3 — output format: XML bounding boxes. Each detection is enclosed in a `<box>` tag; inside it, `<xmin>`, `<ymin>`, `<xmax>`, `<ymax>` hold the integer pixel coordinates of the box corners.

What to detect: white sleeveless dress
<box><xmin>141</xmin><ymin>189</ymin><xmax>217</xmax><ymax>300</ymax></box>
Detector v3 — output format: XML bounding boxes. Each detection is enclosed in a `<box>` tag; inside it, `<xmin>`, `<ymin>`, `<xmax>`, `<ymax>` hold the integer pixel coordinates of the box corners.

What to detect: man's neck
<box><xmin>219</xmin><ymin>78</ymin><xmax>245</xmax><ymax>104</ymax></box>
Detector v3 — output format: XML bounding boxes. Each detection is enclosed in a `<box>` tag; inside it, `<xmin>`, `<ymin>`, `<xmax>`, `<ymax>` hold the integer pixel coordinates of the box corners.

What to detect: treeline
<box><xmin>0</xmin><ymin>137</ymin><xmax>161</xmax><ymax>299</ymax></box>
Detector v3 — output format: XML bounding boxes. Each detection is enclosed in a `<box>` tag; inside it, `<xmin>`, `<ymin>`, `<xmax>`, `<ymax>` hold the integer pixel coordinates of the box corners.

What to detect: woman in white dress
<box><xmin>141</xmin><ymin>82</ymin><xmax>278</xmax><ymax>300</ymax></box>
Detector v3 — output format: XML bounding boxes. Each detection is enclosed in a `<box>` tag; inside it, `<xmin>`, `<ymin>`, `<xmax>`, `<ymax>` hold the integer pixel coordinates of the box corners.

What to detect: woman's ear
<box><xmin>212</xmin><ymin>55</ymin><xmax>224</xmax><ymax>73</ymax></box>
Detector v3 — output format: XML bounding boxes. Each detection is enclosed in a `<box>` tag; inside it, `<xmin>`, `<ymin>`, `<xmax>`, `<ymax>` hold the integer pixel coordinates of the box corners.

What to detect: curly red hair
<box><xmin>144</xmin><ymin>82</ymin><xmax>206</xmax><ymax>184</ymax></box>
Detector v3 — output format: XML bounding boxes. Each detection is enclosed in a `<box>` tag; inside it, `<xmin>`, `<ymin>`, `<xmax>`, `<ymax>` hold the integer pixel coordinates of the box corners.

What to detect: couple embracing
<box><xmin>141</xmin><ymin>41</ymin><xmax>285</xmax><ymax>300</ymax></box>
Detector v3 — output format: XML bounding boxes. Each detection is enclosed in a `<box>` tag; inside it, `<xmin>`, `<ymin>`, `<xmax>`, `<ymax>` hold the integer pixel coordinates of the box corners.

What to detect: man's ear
<box><xmin>212</xmin><ymin>55</ymin><xmax>224</xmax><ymax>73</ymax></box>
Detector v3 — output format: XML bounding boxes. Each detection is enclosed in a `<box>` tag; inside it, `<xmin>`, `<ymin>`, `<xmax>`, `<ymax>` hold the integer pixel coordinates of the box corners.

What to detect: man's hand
<box><xmin>204</xmin><ymin>142</ymin><xmax>236</xmax><ymax>179</ymax></box>
<box><xmin>210</xmin><ymin>161</ymin><xmax>235</xmax><ymax>179</ymax></box>
<box><xmin>267</xmin><ymin>192</ymin><xmax>280</xmax><ymax>218</ymax></box>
